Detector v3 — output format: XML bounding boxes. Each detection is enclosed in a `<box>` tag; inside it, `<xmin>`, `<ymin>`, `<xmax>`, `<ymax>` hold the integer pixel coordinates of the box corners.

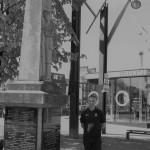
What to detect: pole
<box><xmin>99</xmin><ymin>2</ymin><xmax>108</xmax><ymax>134</ymax></box>
<box><xmin>139</xmin><ymin>51</ymin><xmax>144</xmax><ymax>122</ymax></box>
<box><xmin>139</xmin><ymin>51</ymin><xmax>144</xmax><ymax>68</ymax></box>
<box><xmin>68</xmin><ymin>5</ymin><xmax>81</xmax><ymax>139</ymax></box>
<box><xmin>98</xmin><ymin>0</ymin><xmax>131</xmax><ymax>134</ymax></box>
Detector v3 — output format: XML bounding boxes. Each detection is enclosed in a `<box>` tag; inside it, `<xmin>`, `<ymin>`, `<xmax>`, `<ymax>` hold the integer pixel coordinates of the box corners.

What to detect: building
<box><xmin>83</xmin><ymin>68</ymin><xmax>150</xmax><ymax>128</ymax></box>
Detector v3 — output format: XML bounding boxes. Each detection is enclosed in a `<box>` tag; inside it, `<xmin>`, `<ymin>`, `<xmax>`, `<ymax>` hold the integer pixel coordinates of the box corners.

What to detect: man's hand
<box><xmin>87</xmin><ymin>123</ymin><xmax>94</xmax><ymax>132</ymax></box>
<box><xmin>101</xmin><ymin>123</ymin><xmax>106</xmax><ymax>130</ymax></box>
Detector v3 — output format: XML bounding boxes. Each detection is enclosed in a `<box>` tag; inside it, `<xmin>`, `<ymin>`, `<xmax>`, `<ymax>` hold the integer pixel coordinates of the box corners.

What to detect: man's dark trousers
<box><xmin>83</xmin><ymin>138</ymin><xmax>102</xmax><ymax>150</ymax></box>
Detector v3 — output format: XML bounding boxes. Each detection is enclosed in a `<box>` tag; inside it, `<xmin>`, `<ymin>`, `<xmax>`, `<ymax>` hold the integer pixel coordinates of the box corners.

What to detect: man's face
<box><xmin>88</xmin><ymin>96</ymin><xmax>97</xmax><ymax>107</ymax></box>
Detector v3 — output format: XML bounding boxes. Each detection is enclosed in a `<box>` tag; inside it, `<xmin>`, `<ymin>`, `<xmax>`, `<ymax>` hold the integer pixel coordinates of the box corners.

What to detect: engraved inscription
<box><xmin>4</xmin><ymin>107</ymin><xmax>37</xmax><ymax>150</ymax></box>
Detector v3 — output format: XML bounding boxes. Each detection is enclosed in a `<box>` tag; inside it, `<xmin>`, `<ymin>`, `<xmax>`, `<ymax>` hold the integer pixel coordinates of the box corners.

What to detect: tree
<box><xmin>0</xmin><ymin>0</ymin><xmax>25</xmax><ymax>85</ymax></box>
<box><xmin>51</xmin><ymin>0</ymin><xmax>84</xmax><ymax>70</ymax></box>
<box><xmin>0</xmin><ymin>0</ymin><xmax>86</xmax><ymax>85</ymax></box>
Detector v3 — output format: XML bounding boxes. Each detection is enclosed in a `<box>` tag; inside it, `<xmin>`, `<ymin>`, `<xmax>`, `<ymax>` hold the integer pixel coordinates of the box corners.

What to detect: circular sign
<box><xmin>115</xmin><ymin>91</ymin><xmax>130</xmax><ymax>107</ymax></box>
<box><xmin>88</xmin><ymin>91</ymin><xmax>99</xmax><ymax>105</ymax></box>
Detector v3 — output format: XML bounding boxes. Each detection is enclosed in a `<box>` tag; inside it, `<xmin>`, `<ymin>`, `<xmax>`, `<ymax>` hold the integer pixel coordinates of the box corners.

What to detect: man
<box><xmin>80</xmin><ymin>92</ymin><xmax>106</xmax><ymax>150</ymax></box>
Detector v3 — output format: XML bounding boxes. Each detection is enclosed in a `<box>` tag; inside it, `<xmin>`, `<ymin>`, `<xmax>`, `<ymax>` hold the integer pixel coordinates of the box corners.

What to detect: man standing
<box><xmin>80</xmin><ymin>92</ymin><xmax>106</xmax><ymax>150</ymax></box>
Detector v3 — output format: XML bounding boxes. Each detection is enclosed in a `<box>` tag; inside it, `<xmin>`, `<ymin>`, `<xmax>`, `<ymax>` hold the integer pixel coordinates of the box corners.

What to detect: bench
<box><xmin>126</xmin><ymin>130</ymin><xmax>150</xmax><ymax>140</ymax></box>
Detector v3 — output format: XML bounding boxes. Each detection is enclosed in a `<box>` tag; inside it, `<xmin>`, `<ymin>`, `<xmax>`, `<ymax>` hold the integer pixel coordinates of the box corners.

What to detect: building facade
<box><xmin>85</xmin><ymin>68</ymin><xmax>150</xmax><ymax>128</ymax></box>
<box><xmin>106</xmin><ymin>69</ymin><xmax>150</xmax><ymax>128</ymax></box>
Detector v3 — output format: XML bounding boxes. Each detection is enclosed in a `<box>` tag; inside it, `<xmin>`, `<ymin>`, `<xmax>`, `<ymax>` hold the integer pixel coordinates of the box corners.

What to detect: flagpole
<box><xmin>98</xmin><ymin>2</ymin><xmax>108</xmax><ymax>134</ymax></box>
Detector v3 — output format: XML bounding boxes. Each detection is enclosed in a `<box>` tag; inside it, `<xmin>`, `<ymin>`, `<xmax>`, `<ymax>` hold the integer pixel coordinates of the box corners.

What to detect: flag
<box><xmin>100</xmin><ymin>3</ymin><xmax>108</xmax><ymax>55</ymax></box>
<box><xmin>99</xmin><ymin>2</ymin><xmax>108</xmax><ymax>85</ymax></box>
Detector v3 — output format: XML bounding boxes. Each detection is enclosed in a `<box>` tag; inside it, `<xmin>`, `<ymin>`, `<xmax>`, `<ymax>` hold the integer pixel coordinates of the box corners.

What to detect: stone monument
<box><xmin>0</xmin><ymin>0</ymin><xmax>68</xmax><ymax>149</ymax></box>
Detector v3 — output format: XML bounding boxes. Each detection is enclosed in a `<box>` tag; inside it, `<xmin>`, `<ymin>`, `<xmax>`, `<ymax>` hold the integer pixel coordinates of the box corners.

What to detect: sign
<box><xmin>102</xmin><ymin>73</ymin><xmax>110</xmax><ymax>93</ymax></box>
<box><xmin>107</xmin><ymin>69</ymin><xmax>150</xmax><ymax>78</ymax></box>
<box><xmin>51</xmin><ymin>73</ymin><xmax>66</xmax><ymax>94</ymax></box>
<box><xmin>102</xmin><ymin>85</ymin><xmax>109</xmax><ymax>93</ymax></box>
<box><xmin>115</xmin><ymin>91</ymin><xmax>130</xmax><ymax>107</ymax></box>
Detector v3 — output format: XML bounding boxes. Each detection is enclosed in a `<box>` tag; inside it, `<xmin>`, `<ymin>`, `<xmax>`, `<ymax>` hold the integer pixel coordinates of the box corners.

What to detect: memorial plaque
<box><xmin>42</xmin><ymin>108</ymin><xmax>61</xmax><ymax>150</ymax></box>
<box><xmin>42</xmin><ymin>125</ymin><xmax>60</xmax><ymax>150</ymax></box>
<box><xmin>4</xmin><ymin>107</ymin><xmax>37</xmax><ymax>150</ymax></box>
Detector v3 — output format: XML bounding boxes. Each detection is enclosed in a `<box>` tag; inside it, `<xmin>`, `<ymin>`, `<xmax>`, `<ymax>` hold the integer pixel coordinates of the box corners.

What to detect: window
<box><xmin>107</xmin><ymin>76</ymin><xmax>150</xmax><ymax>127</ymax></box>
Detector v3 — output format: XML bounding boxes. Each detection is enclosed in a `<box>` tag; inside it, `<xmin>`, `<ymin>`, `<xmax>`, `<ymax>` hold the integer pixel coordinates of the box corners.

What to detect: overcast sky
<box><xmin>52</xmin><ymin>0</ymin><xmax>150</xmax><ymax>79</ymax></box>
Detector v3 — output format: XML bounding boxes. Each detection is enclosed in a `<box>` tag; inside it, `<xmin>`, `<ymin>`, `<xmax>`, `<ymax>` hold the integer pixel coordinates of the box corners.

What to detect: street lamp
<box><xmin>138</xmin><ymin>50</ymin><xmax>144</xmax><ymax>123</ymax></box>
<box><xmin>139</xmin><ymin>51</ymin><xmax>144</xmax><ymax>68</ymax></box>
<box><xmin>131</xmin><ymin>0</ymin><xmax>141</xmax><ymax>9</ymax></box>
<box><xmin>85</xmin><ymin>0</ymin><xmax>143</xmax><ymax>133</ymax></box>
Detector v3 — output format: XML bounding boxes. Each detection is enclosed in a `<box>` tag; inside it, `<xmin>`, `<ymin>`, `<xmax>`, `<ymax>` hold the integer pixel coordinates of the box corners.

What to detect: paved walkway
<box><xmin>60</xmin><ymin>116</ymin><xmax>150</xmax><ymax>150</ymax></box>
<box><xmin>60</xmin><ymin>134</ymin><xmax>150</xmax><ymax>150</ymax></box>
<box><xmin>0</xmin><ymin>117</ymin><xmax>150</xmax><ymax>149</ymax></box>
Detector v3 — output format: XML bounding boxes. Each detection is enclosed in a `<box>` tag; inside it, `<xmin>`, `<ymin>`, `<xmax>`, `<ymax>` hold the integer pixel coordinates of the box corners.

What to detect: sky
<box><xmin>52</xmin><ymin>0</ymin><xmax>150</xmax><ymax>79</ymax></box>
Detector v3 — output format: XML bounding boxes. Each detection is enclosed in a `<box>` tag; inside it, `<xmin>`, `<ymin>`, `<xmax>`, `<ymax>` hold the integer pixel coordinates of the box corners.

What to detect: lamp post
<box><xmin>84</xmin><ymin>0</ymin><xmax>142</xmax><ymax>134</ymax></box>
<box><xmin>99</xmin><ymin>0</ymin><xmax>141</xmax><ymax>133</ymax></box>
<box><xmin>139</xmin><ymin>51</ymin><xmax>144</xmax><ymax>122</ymax></box>
<box><xmin>139</xmin><ymin>51</ymin><xmax>144</xmax><ymax>68</ymax></box>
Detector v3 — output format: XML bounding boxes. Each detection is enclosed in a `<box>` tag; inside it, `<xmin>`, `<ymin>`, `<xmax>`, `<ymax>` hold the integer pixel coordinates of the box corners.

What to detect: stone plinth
<box><xmin>0</xmin><ymin>81</ymin><xmax>68</xmax><ymax>108</ymax></box>
<box><xmin>0</xmin><ymin>81</ymin><xmax>68</xmax><ymax>150</ymax></box>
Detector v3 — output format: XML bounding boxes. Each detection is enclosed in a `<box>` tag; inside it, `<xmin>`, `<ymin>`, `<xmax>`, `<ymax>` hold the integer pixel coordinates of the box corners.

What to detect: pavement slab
<box><xmin>60</xmin><ymin>116</ymin><xmax>150</xmax><ymax>150</ymax></box>
<box><xmin>60</xmin><ymin>134</ymin><xmax>150</xmax><ymax>150</ymax></box>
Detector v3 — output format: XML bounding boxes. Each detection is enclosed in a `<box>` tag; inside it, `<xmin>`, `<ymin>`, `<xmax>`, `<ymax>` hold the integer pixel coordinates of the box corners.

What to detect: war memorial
<box><xmin>0</xmin><ymin>0</ymin><xmax>68</xmax><ymax>149</ymax></box>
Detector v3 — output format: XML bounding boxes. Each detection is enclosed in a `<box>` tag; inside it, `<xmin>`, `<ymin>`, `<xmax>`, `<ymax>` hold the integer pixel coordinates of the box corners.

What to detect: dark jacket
<box><xmin>80</xmin><ymin>107</ymin><xmax>105</xmax><ymax>140</ymax></box>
